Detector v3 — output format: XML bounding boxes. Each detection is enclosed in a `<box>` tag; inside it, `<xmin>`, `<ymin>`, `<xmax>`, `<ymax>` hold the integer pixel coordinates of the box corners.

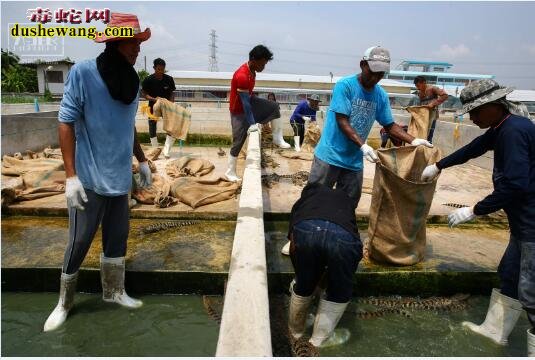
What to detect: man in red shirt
<box><xmin>225</xmin><ymin>45</ymin><xmax>280</xmax><ymax>182</ymax></box>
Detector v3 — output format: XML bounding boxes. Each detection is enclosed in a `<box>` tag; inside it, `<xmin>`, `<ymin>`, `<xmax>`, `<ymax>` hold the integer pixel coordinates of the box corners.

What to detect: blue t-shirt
<box><xmin>290</xmin><ymin>100</ymin><xmax>317</xmax><ymax>124</ymax></box>
<box><xmin>58</xmin><ymin>59</ymin><xmax>138</xmax><ymax>196</ymax></box>
<box><xmin>314</xmin><ymin>75</ymin><xmax>393</xmax><ymax>171</ymax></box>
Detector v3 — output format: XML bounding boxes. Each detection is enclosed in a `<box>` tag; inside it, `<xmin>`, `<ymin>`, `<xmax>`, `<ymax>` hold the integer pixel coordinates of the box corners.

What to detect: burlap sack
<box><xmin>2</xmin><ymin>156</ymin><xmax>64</xmax><ymax>176</ymax></box>
<box><xmin>11</xmin><ymin>170</ymin><xmax>66</xmax><ymax>201</ymax></box>
<box><xmin>367</xmin><ymin>146</ymin><xmax>442</xmax><ymax>265</ymax></box>
<box><xmin>169</xmin><ymin>177</ymin><xmax>239</xmax><ymax>209</ymax></box>
<box><xmin>152</xmin><ymin>98</ymin><xmax>191</xmax><ymax>140</ymax></box>
<box><xmin>406</xmin><ymin>106</ymin><xmax>432</xmax><ymax>139</ymax></box>
<box><xmin>251</xmin><ymin>96</ymin><xmax>281</xmax><ymax>124</ymax></box>
<box><xmin>277</xmin><ymin>150</ymin><xmax>314</xmax><ymax>161</ymax></box>
<box><xmin>301</xmin><ymin>122</ymin><xmax>321</xmax><ymax>153</ymax></box>
<box><xmin>166</xmin><ymin>156</ymin><xmax>215</xmax><ymax>178</ymax></box>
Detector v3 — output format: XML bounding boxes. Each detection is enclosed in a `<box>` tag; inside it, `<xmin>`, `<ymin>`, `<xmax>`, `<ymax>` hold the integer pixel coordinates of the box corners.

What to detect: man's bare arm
<box><xmin>133</xmin><ymin>127</ymin><xmax>147</xmax><ymax>163</ymax></box>
<box><xmin>385</xmin><ymin>122</ymin><xmax>415</xmax><ymax>144</ymax></box>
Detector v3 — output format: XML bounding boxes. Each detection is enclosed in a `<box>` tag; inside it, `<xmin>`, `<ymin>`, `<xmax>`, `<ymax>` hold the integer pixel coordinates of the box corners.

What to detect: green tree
<box><xmin>137</xmin><ymin>69</ymin><xmax>149</xmax><ymax>83</ymax></box>
<box><xmin>1</xmin><ymin>48</ymin><xmax>38</xmax><ymax>93</ymax></box>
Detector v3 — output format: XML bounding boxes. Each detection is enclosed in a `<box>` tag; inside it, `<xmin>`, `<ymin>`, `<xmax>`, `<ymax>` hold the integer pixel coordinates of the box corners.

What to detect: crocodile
<box><xmin>140</xmin><ymin>220</ymin><xmax>200</xmax><ymax>234</ymax></box>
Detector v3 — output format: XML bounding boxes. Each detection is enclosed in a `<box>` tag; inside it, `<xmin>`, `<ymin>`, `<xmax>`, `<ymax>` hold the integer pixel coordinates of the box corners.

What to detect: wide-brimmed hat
<box><xmin>307</xmin><ymin>94</ymin><xmax>321</xmax><ymax>102</ymax></box>
<box><xmin>363</xmin><ymin>46</ymin><xmax>390</xmax><ymax>73</ymax></box>
<box><xmin>457</xmin><ymin>79</ymin><xmax>514</xmax><ymax>115</ymax></box>
<box><xmin>94</xmin><ymin>13</ymin><xmax>151</xmax><ymax>43</ymax></box>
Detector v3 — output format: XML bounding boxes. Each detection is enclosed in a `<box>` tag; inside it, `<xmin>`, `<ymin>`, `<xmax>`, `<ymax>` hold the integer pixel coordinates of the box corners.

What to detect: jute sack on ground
<box><xmin>367</xmin><ymin>145</ymin><xmax>442</xmax><ymax>265</ymax></box>
<box><xmin>169</xmin><ymin>177</ymin><xmax>239</xmax><ymax>209</ymax></box>
<box><xmin>16</xmin><ymin>170</ymin><xmax>66</xmax><ymax>200</ymax></box>
<box><xmin>277</xmin><ymin>150</ymin><xmax>314</xmax><ymax>161</ymax></box>
<box><xmin>166</xmin><ymin>156</ymin><xmax>215</xmax><ymax>178</ymax></box>
<box><xmin>301</xmin><ymin>121</ymin><xmax>321</xmax><ymax>153</ymax></box>
<box><xmin>1</xmin><ymin>156</ymin><xmax>64</xmax><ymax>176</ymax></box>
<box><xmin>152</xmin><ymin>98</ymin><xmax>191</xmax><ymax>140</ymax></box>
<box><xmin>406</xmin><ymin>106</ymin><xmax>432</xmax><ymax>140</ymax></box>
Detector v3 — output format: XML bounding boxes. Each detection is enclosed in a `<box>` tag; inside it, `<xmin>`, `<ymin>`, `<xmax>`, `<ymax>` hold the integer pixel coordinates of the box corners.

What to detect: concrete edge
<box><xmin>215</xmin><ymin>132</ymin><xmax>272</xmax><ymax>357</ymax></box>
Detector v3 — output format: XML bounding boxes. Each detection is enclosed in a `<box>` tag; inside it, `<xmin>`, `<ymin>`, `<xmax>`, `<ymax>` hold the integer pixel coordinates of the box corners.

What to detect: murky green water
<box><xmin>1</xmin><ymin>293</ymin><xmax>219</xmax><ymax>356</ymax></box>
<box><xmin>318</xmin><ymin>296</ymin><xmax>530</xmax><ymax>357</ymax></box>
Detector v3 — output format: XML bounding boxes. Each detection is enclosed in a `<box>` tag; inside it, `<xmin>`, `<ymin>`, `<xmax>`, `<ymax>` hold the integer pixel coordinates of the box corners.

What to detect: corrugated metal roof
<box><xmin>167</xmin><ymin>70</ymin><xmax>413</xmax><ymax>88</ymax></box>
<box><xmin>507</xmin><ymin>90</ymin><xmax>535</xmax><ymax>102</ymax></box>
<box><xmin>19</xmin><ymin>58</ymin><xmax>74</xmax><ymax>65</ymax></box>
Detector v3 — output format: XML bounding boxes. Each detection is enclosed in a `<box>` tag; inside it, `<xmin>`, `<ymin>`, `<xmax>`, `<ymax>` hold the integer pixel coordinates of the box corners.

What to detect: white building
<box><xmin>20</xmin><ymin>58</ymin><xmax>75</xmax><ymax>95</ymax></box>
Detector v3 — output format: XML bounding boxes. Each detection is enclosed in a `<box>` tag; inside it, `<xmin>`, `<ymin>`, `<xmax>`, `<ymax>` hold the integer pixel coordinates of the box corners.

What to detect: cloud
<box><xmin>523</xmin><ymin>44</ymin><xmax>535</xmax><ymax>55</ymax></box>
<box><xmin>432</xmin><ymin>44</ymin><xmax>471</xmax><ymax>59</ymax></box>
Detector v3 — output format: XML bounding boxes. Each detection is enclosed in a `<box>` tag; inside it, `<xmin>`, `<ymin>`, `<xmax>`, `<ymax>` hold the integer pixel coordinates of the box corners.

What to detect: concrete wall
<box><xmin>216</xmin><ymin>132</ymin><xmax>272</xmax><ymax>357</ymax></box>
<box><xmin>1</xmin><ymin>111</ymin><xmax>59</xmax><ymax>156</ymax></box>
<box><xmin>1</xmin><ymin>103</ymin><xmax>61</xmax><ymax>115</ymax></box>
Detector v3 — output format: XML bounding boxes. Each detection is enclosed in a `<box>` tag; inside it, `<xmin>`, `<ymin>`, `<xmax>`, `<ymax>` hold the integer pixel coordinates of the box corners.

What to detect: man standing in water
<box><xmin>44</xmin><ymin>13</ymin><xmax>152</xmax><ymax>332</ymax></box>
<box><xmin>421</xmin><ymin>79</ymin><xmax>534</xmax><ymax>355</ymax></box>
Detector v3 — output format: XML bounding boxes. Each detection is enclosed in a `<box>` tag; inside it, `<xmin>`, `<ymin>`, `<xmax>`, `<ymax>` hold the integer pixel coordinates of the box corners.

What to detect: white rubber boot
<box><xmin>272</xmin><ymin>118</ymin><xmax>291</xmax><ymax>149</ymax></box>
<box><xmin>43</xmin><ymin>272</ymin><xmax>78</xmax><ymax>332</ymax></box>
<box><xmin>294</xmin><ymin>136</ymin><xmax>301</xmax><ymax>152</ymax></box>
<box><xmin>462</xmin><ymin>288</ymin><xmax>522</xmax><ymax>345</ymax></box>
<box><xmin>281</xmin><ymin>241</ymin><xmax>291</xmax><ymax>256</ymax></box>
<box><xmin>309</xmin><ymin>298</ymin><xmax>350</xmax><ymax>348</ymax></box>
<box><xmin>289</xmin><ymin>282</ymin><xmax>314</xmax><ymax>339</ymax></box>
<box><xmin>528</xmin><ymin>328</ymin><xmax>535</xmax><ymax>357</ymax></box>
<box><xmin>100</xmin><ymin>254</ymin><xmax>143</xmax><ymax>309</ymax></box>
<box><xmin>163</xmin><ymin>135</ymin><xmax>175</xmax><ymax>159</ymax></box>
<box><xmin>224</xmin><ymin>155</ymin><xmax>240</xmax><ymax>182</ymax></box>
<box><xmin>150</xmin><ymin>137</ymin><xmax>159</xmax><ymax>148</ymax></box>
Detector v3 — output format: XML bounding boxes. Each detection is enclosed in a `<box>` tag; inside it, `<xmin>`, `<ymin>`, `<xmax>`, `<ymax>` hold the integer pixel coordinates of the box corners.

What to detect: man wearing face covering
<box><xmin>43</xmin><ymin>13</ymin><xmax>152</xmax><ymax>332</ymax></box>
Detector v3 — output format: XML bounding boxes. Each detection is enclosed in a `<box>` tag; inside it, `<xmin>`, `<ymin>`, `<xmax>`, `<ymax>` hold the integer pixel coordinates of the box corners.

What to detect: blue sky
<box><xmin>2</xmin><ymin>1</ymin><xmax>535</xmax><ymax>89</ymax></box>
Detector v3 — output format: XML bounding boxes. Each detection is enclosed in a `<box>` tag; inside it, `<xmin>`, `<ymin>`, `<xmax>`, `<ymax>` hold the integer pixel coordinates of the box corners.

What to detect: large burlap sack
<box><xmin>153</xmin><ymin>98</ymin><xmax>191</xmax><ymax>140</ymax></box>
<box><xmin>301</xmin><ymin>121</ymin><xmax>321</xmax><ymax>153</ymax></box>
<box><xmin>406</xmin><ymin>106</ymin><xmax>432</xmax><ymax>140</ymax></box>
<box><xmin>166</xmin><ymin>156</ymin><xmax>215</xmax><ymax>178</ymax></box>
<box><xmin>16</xmin><ymin>170</ymin><xmax>66</xmax><ymax>200</ymax></box>
<box><xmin>2</xmin><ymin>156</ymin><xmax>64</xmax><ymax>176</ymax></box>
<box><xmin>278</xmin><ymin>150</ymin><xmax>314</xmax><ymax>161</ymax></box>
<box><xmin>367</xmin><ymin>146</ymin><xmax>442</xmax><ymax>265</ymax></box>
<box><xmin>169</xmin><ymin>177</ymin><xmax>240</xmax><ymax>209</ymax></box>
<box><xmin>251</xmin><ymin>96</ymin><xmax>281</xmax><ymax>124</ymax></box>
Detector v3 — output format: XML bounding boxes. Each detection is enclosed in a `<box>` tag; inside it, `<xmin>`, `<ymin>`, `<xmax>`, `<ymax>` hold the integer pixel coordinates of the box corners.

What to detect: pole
<box><xmin>144</xmin><ymin>56</ymin><xmax>147</xmax><ymax>72</ymax></box>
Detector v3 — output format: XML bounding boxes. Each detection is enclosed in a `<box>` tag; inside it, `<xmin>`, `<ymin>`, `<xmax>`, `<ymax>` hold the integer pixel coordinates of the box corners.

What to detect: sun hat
<box><xmin>94</xmin><ymin>13</ymin><xmax>151</xmax><ymax>43</ymax></box>
<box><xmin>457</xmin><ymin>79</ymin><xmax>514</xmax><ymax>115</ymax></box>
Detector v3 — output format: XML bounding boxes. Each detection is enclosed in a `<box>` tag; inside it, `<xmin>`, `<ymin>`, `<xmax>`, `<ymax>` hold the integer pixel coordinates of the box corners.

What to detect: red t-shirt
<box><xmin>229</xmin><ymin>62</ymin><xmax>255</xmax><ymax>114</ymax></box>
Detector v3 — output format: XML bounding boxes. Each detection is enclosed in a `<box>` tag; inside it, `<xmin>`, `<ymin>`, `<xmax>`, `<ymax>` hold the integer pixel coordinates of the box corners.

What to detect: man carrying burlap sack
<box><xmin>413</xmin><ymin>75</ymin><xmax>448</xmax><ymax>142</ymax></box>
<box><xmin>421</xmin><ymin>79</ymin><xmax>535</xmax><ymax>355</ymax></box>
<box><xmin>281</xmin><ymin>46</ymin><xmax>433</xmax><ymax>256</ymax></box>
<box><xmin>225</xmin><ymin>45</ymin><xmax>282</xmax><ymax>182</ymax></box>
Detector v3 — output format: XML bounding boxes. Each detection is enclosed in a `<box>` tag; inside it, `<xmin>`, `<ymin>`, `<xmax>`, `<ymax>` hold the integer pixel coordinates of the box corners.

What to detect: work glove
<box><xmin>302</xmin><ymin>116</ymin><xmax>311</xmax><ymax>122</ymax></box>
<box><xmin>411</xmin><ymin>138</ymin><xmax>434</xmax><ymax>147</ymax></box>
<box><xmin>448</xmin><ymin>207</ymin><xmax>476</xmax><ymax>228</ymax></box>
<box><xmin>421</xmin><ymin>163</ymin><xmax>440</xmax><ymax>181</ymax></box>
<box><xmin>360</xmin><ymin>143</ymin><xmax>379</xmax><ymax>163</ymax></box>
<box><xmin>65</xmin><ymin>176</ymin><xmax>88</xmax><ymax>211</ymax></box>
<box><xmin>138</xmin><ymin>161</ymin><xmax>152</xmax><ymax>188</ymax></box>
<box><xmin>247</xmin><ymin>123</ymin><xmax>259</xmax><ymax>134</ymax></box>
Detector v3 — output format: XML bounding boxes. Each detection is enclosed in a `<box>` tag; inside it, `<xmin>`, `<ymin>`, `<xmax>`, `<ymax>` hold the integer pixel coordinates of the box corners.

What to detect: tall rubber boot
<box><xmin>289</xmin><ymin>282</ymin><xmax>314</xmax><ymax>339</ymax></box>
<box><xmin>150</xmin><ymin>137</ymin><xmax>159</xmax><ymax>148</ymax></box>
<box><xmin>272</xmin><ymin>118</ymin><xmax>290</xmax><ymax>149</ymax></box>
<box><xmin>462</xmin><ymin>288</ymin><xmax>522</xmax><ymax>345</ymax></box>
<box><xmin>43</xmin><ymin>272</ymin><xmax>78</xmax><ymax>332</ymax></box>
<box><xmin>309</xmin><ymin>298</ymin><xmax>350</xmax><ymax>347</ymax></box>
<box><xmin>528</xmin><ymin>328</ymin><xmax>535</xmax><ymax>357</ymax></box>
<box><xmin>294</xmin><ymin>136</ymin><xmax>301</xmax><ymax>152</ymax></box>
<box><xmin>100</xmin><ymin>254</ymin><xmax>142</xmax><ymax>309</ymax></box>
<box><xmin>224</xmin><ymin>155</ymin><xmax>240</xmax><ymax>182</ymax></box>
<box><xmin>163</xmin><ymin>135</ymin><xmax>175</xmax><ymax>159</ymax></box>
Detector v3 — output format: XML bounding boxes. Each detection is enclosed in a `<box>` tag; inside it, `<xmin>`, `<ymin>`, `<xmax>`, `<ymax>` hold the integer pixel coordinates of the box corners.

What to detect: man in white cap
<box><xmin>43</xmin><ymin>13</ymin><xmax>152</xmax><ymax>332</ymax></box>
<box><xmin>421</xmin><ymin>79</ymin><xmax>534</xmax><ymax>355</ymax></box>
<box><xmin>284</xmin><ymin>46</ymin><xmax>434</xmax><ymax>348</ymax></box>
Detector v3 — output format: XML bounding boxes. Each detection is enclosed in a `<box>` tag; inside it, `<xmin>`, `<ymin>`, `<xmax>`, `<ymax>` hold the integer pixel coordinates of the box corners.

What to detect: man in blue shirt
<box><xmin>311</xmin><ymin>46</ymin><xmax>433</xmax><ymax>204</ymax></box>
<box><xmin>290</xmin><ymin>94</ymin><xmax>320</xmax><ymax>152</ymax></box>
<box><xmin>44</xmin><ymin>13</ymin><xmax>152</xmax><ymax>332</ymax></box>
<box><xmin>421</xmin><ymin>79</ymin><xmax>535</xmax><ymax>354</ymax></box>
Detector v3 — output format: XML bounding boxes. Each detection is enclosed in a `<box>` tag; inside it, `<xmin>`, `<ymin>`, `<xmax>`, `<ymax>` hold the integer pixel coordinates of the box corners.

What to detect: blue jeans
<box><xmin>498</xmin><ymin>235</ymin><xmax>535</xmax><ymax>327</ymax></box>
<box><xmin>290</xmin><ymin>219</ymin><xmax>362</xmax><ymax>303</ymax></box>
<box><xmin>308</xmin><ymin>156</ymin><xmax>364</xmax><ymax>205</ymax></box>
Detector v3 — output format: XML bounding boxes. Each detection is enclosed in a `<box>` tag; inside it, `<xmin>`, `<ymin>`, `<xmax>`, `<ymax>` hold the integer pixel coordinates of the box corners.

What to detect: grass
<box><xmin>1</xmin><ymin>95</ymin><xmax>56</xmax><ymax>104</ymax></box>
